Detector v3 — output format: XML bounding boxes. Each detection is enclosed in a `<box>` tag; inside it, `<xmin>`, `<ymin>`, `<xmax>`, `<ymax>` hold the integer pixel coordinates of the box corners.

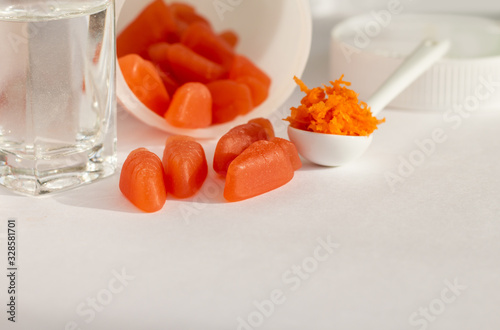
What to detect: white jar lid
<box><xmin>330</xmin><ymin>14</ymin><xmax>500</xmax><ymax>111</ymax></box>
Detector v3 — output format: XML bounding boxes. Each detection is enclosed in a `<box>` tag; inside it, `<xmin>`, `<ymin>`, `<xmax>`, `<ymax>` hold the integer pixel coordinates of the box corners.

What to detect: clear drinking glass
<box><xmin>0</xmin><ymin>0</ymin><xmax>117</xmax><ymax>195</ymax></box>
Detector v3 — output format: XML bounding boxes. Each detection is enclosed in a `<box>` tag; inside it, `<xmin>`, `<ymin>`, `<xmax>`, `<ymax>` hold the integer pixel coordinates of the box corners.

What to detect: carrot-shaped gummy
<box><xmin>165</xmin><ymin>82</ymin><xmax>212</xmax><ymax>128</ymax></box>
<box><xmin>181</xmin><ymin>22</ymin><xmax>235</xmax><ymax>69</ymax></box>
<box><xmin>119</xmin><ymin>148</ymin><xmax>167</xmax><ymax>213</ymax></box>
<box><xmin>236</xmin><ymin>76</ymin><xmax>269</xmax><ymax>107</ymax></box>
<box><xmin>270</xmin><ymin>137</ymin><xmax>302</xmax><ymax>171</ymax></box>
<box><xmin>148</xmin><ymin>42</ymin><xmax>172</xmax><ymax>72</ymax></box>
<box><xmin>206</xmin><ymin>80</ymin><xmax>253</xmax><ymax>124</ymax></box>
<box><xmin>219</xmin><ymin>30</ymin><xmax>239</xmax><ymax>48</ymax></box>
<box><xmin>162</xmin><ymin>136</ymin><xmax>208</xmax><ymax>198</ymax></box>
<box><xmin>229</xmin><ymin>55</ymin><xmax>271</xmax><ymax>89</ymax></box>
<box><xmin>213</xmin><ymin>122</ymin><xmax>269</xmax><ymax>176</ymax></box>
<box><xmin>224</xmin><ymin>140</ymin><xmax>294</xmax><ymax>202</ymax></box>
<box><xmin>117</xmin><ymin>0</ymin><xmax>177</xmax><ymax>58</ymax></box>
<box><xmin>248</xmin><ymin>118</ymin><xmax>275</xmax><ymax>140</ymax></box>
<box><xmin>119</xmin><ymin>54</ymin><xmax>170</xmax><ymax>116</ymax></box>
<box><xmin>166</xmin><ymin>43</ymin><xmax>226</xmax><ymax>83</ymax></box>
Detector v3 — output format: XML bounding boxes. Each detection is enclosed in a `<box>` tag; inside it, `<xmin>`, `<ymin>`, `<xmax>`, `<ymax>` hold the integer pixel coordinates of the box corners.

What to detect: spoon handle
<box><xmin>367</xmin><ymin>39</ymin><xmax>451</xmax><ymax>116</ymax></box>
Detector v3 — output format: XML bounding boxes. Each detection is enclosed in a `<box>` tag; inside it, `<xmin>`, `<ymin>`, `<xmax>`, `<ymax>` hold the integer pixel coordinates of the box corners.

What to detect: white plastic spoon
<box><xmin>287</xmin><ymin>39</ymin><xmax>451</xmax><ymax>167</ymax></box>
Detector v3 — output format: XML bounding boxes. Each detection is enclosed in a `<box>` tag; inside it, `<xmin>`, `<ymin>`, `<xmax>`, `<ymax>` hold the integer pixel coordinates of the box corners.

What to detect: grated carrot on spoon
<box><xmin>285</xmin><ymin>76</ymin><xmax>385</xmax><ymax>136</ymax></box>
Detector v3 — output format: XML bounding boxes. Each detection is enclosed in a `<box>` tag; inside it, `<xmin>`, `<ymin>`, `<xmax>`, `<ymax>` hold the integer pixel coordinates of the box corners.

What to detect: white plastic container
<box><xmin>330</xmin><ymin>14</ymin><xmax>500</xmax><ymax>111</ymax></box>
<box><xmin>116</xmin><ymin>0</ymin><xmax>312</xmax><ymax>139</ymax></box>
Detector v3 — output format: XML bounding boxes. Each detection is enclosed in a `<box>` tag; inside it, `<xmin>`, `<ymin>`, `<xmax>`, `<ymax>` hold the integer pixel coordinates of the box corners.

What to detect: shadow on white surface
<box><xmin>0</xmin><ymin>187</ymin><xmax>20</xmax><ymax>197</ymax></box>
<box><xmin>297</xmin><ymin>153</ymin><xmax>384</xmax><ymax>172</ymax></box>
<box><xmin>297</xmin><ymin>159</ymin><xmax>335</xmax><ymax>172</ymax></box>
<box><xmin>170</xmin><ymin>172</ymin><xmax>228</xmax><ymax>205</ymax></box>
<box><xmin>52</xmin><ymin>170</ymin><xmax>228</xmax><ymax>213</ymax></box>
<box><xmin>52</xmin><ymin>174</ymin><xmax>143</xmax><ymax>213</ymax></box>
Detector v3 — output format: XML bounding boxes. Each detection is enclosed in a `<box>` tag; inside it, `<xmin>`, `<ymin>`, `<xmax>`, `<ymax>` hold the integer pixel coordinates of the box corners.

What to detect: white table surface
<box><xmin>1</xmin><ymin>3</ymin><xmax>500</xmax><ymax>330</ymax></box>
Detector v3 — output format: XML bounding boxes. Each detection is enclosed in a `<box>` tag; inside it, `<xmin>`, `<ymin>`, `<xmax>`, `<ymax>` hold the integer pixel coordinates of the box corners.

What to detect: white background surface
<box><xmin>1</xmin><ymin>0</ymin><xmax>500</xmax><ymax>329</ymax></box>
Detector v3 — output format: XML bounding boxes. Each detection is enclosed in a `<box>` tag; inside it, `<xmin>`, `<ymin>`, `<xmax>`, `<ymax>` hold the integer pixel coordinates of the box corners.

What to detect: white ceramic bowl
<box><xmin>288</xmin><ymin>126</ymin><xmax>373</xmax><ymax>167</ymax></box>
<box><xmin>116</xmin><ymin>0</ymin><xmax>312</xmax><ymax>139</ymax></box>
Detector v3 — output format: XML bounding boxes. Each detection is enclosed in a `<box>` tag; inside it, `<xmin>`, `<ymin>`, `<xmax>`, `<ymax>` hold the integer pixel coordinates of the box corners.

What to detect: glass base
<box><xmin>0</xmin><ymin>146</ymin><xmax>116</xmax><ymax>196</ymax></box>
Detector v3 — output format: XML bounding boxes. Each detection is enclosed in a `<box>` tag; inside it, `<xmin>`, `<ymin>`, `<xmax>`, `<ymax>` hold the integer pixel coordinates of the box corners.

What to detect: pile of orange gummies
<box><xmin>117</xmin><ymin>0</ymin><xmax>271</xmax><ymax>128</ymax></box>
<box><xmin>119</xmin><ymin>118</ymin><xmax>301</xmax><ymax>212</ymax></box>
